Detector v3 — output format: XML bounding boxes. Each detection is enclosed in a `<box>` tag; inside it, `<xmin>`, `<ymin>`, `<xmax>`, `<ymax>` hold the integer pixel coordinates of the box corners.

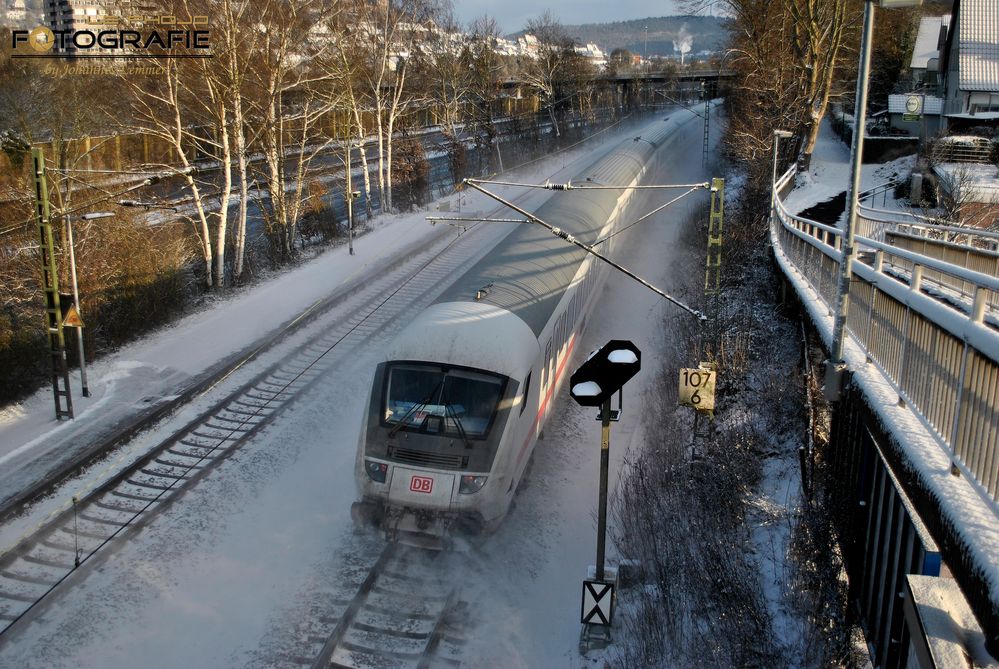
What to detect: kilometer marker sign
<box><xmin>678</xmin><ymin>366</ymin><xmax>716</xmax><ymax>412</ymax></box>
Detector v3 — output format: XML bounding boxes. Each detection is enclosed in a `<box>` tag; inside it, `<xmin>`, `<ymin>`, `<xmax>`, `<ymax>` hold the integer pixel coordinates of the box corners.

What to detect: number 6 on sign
<box><xmin>679</xmin><ymin>367</ymin><xmax>716</xmax><ymax>411</ymax></box>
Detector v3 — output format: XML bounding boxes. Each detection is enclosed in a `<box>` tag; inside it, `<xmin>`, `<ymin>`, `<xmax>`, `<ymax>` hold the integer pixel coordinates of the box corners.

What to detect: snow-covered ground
<box><xmin>0</xmin><ymin>110</ymin><xmax>719</xmax><ymax>667</ymax></box>
<box><xmin>782</xmin><ymin>119</ymin><xmax>916</xmax><ymax>217</ymax></box>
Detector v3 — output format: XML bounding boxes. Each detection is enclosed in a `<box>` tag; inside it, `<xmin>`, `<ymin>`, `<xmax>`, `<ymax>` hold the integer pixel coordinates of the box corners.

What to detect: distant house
<box><xmin>889</xmin><ymin>14</ymin><xmax>950</xmax><ymax>138</ymax></box>
<box><xmin>940</xmin><ymin>0</ymin><xmax>999</xmax><ymax>128</ymax></box>
<box><xmin>910</xmin><ymin>14</ymin><xmax>950</xmax><ymax>92</ymax></box>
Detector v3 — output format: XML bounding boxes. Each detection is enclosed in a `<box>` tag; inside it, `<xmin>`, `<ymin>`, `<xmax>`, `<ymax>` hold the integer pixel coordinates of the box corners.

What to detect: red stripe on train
<box><xmin>515</xmin><ymin>333</ymin><xmax>577</xmax><ymax>469</ymax></box>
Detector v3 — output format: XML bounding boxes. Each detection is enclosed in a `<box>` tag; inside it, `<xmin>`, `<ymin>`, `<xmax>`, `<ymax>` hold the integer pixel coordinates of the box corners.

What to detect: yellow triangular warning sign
<box><xmin>62</xmin><ymin>304</ymin><xmax>84</xmax><ymax>328</ymax></box>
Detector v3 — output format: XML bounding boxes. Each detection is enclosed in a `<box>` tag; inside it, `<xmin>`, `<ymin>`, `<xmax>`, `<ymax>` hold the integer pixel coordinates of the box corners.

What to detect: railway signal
<box><xmin>570</xmin><ymin>339</ymin><xmax>641</xmax><ymax>651</ymax></box>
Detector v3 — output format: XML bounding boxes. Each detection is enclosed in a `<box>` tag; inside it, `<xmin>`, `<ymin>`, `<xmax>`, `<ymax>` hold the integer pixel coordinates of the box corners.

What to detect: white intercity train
<box><xmin>352</xmin><ymin>117</ymin><xmax>688</xmax><ymax>546</ymax></box>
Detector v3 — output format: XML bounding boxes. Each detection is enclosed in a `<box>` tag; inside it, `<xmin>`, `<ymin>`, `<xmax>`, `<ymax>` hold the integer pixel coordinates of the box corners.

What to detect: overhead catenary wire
<box><xmin>462</xmin><ymin>179</ymin><xmax>707</xmax><ymax>321</ymax></box>
<box><xmin>426</xmin><ymin>216</ymin><xmax>529</xmax><ymax>224</ymax></box>
<box><xmin>593</xmin><ymin>185</ymin><xmax>703</xmax><ymax>246</ymax></box>
<box><xmin>468</xmin><ymin>178</ymin><xmax>709</xmax><ymax>191</ymax></box>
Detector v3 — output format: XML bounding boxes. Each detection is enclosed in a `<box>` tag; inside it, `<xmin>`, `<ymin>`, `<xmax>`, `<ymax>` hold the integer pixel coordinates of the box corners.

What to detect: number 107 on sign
<box><xmin>679</xmin><ymin>367</ymin><xmax>716</xmax><ymax>411</ymax></box>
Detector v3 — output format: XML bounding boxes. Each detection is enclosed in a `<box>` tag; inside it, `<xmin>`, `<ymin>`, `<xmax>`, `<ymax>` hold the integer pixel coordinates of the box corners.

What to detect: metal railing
<box><xmin>771</xmin><ymin>169</ymin><xmax>999</xmax><ymax>505</ymax></box>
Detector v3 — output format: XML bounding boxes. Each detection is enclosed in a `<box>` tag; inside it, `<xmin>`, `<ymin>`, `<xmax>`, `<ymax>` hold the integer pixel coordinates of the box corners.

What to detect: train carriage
<box><xmin>352</xmin><ymin>118</ymin><xmax>685</xmax><ymax>546</ymax></box>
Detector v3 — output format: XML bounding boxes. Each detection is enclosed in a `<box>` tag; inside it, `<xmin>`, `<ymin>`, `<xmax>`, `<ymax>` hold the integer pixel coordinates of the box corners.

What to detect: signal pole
<box><xmin>32</xmin><ymin>148</ymin><xmax>74</xmax><ymax>419</ymax></box>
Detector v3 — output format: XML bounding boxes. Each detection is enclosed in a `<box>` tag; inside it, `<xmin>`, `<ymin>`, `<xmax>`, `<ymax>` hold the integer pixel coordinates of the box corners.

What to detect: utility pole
<box><xmin>827</xmin><ymin>0</ymin><xmax>922</xmax><ymax>400</ymax></box>
<box><xmin>702</xmin><ymin>82</ymin><xmax>710</xmax><ymax>168</ymax></box>
<box><xmin>32</xmin><ymin>148</ymin><xmax>74</xmax><ymax>420</ymax></box>
<box><xmin>691</xmin><ymin>178</ymin><xmax>724</xmax><ymax>457</ymax></box>
<box><xmin>346</xmin><ymin>143</ymin><xmax>355</xmax><ymax>256</ymax></box>
<box><xmin>64</xmin><ymin>213</ymin><xmax>89</xmax><ymax>397</ymax></box>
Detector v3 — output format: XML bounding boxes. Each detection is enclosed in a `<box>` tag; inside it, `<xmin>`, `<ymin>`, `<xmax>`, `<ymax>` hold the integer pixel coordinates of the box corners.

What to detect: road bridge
<box><xmin>771</xmin><ymin>168</ymin><xmax>999</xmax><ymax>667</ymax></box>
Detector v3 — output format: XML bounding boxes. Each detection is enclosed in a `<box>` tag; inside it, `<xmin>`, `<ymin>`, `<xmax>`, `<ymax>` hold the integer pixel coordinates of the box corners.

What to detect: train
<box><xmin>351</xmin><ymin>115</ymin><xmax>690</xmax><ymax>547</ymax></box>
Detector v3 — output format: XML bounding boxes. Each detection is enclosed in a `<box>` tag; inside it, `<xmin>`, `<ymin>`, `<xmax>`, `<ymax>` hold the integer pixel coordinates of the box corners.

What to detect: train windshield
<box><xmin>383</xmin><ymin>363</ymin><xmax>506</xmax><ymax>438</ymax></box>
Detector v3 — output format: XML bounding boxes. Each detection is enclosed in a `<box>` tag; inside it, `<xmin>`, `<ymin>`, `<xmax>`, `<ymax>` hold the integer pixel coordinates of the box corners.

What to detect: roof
<box><xmin>911</xmin><ymin>15</ymin><xmax>949</xmax><ymax>70</ymax></box>
<box><xmin>957</xmin><ymin>0</ymin><xmax>999</xmax><ymax>90</ymax></box>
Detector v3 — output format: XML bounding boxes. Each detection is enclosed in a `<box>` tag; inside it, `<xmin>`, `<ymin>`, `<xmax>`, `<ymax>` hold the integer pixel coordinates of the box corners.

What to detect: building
<box><xmin>940</xmin><ymin>0</ymin><xmax>999</xmax><ymax>127</ymax></box>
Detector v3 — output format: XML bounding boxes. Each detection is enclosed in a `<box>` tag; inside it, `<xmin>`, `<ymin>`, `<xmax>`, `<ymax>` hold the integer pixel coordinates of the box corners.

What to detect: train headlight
<box><xmin>364</xmin><ymin>459</ymin><xmax>388</xmax><ymax>483</ymax></box>
<box><xmin>459</xmin><ymin>475</ymin><xmax>487</xmax><ymax>494</ymax></box>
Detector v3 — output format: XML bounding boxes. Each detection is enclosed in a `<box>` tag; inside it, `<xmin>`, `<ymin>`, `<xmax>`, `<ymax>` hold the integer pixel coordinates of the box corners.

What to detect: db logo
<box><xmin>410</xmin><ymin>475</ymin><xmax>434</xmax><ymax>493</ymax></box>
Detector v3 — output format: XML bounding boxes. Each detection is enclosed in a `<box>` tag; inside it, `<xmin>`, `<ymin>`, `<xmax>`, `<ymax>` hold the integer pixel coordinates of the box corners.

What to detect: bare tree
<box><xmin>467</xmin><ymin>16</ymin><xmax>506</xmax><ymax>172</ymax></box>
<box><xmin>248</xmin><ymin>0</ymin><xmax>344</xmax><ymax>259</ymax></box>
<box><xmin>123</xmin><ymin>55</ymin><xmax>225</xmax><ymax>288</ymax></box>
<box><xmin>422</xmin><ymin>11</ymin><xmax>474</xmax><ymax>185</ymax></box>
<box><xmin>520</xmin><ymin>12</ymin><xmax>580</xmax><ymax>138</ymax></box>
<box><xmin>338</xmin><ymin>0</ymin><xmax>436</xmax><ymax>213</ymax></box>
<box><xmin>787</xmin><ymin>0</ymin><xmax>858</xmax><ymax>166</ymax></box>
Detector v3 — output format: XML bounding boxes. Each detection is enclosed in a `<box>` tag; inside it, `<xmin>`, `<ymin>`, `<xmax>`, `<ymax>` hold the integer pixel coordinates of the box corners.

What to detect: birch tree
<box><xmin>521</xmin><ymin>13</ymin><xmax>585</xmax><ymax>138</ymax></box>
<box><xmin>342</xmin><ymin>0</ymin><xmax>435</xmax><ymax>213</ymax></box>
<box><xmin>249</xmin><ymin>0</ymin><xmax>344</xmax><ymax>259</ymax></box>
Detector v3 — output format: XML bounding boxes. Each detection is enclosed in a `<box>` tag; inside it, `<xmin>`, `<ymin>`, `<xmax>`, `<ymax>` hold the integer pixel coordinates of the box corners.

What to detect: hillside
<box><xmin>510</xmin><ymin>15</ymin><xmax>729</xmax><ymax>59</ymax></box>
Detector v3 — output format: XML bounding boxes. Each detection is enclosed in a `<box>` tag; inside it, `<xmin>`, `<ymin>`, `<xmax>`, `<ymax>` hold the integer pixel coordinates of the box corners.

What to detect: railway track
<box><xmin>265</xmin><ymin>544</ymin><xmax>467</xmax><ymax>669</ymax></box>
<box><xmin>0</xmin><ymin>210</ymin><xmax>508</xmax><ymax>641</ymax></box>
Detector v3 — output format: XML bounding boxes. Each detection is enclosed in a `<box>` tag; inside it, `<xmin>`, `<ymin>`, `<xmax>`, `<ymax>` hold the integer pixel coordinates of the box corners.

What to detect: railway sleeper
<box><xmin>154</xmin><ymin>456</ymin><xmax>203</xmax><ymax>470</ymax></box>
<box><xmin>337</xmin><ymin>637</ymin><xmax>424</xmax><ymax>662</ymax></box>
<box><xmin>217</xmin><ymin>406</ymin><xmax>269</xmax><ymax>420</ymax></box>
<box><xmin>39</xmin><ymin>537</ymin><xmax>78</xmax><ymax>553</ymax></box>
<box><xmin>179</xmin><ymin>435</ymin><xmax>226</xmax><ymax>449</ymax></box>
<box><xmin>0</xmin><ymin>586</ymin><xmax>40</xmax><ymax>603</ymax></box>
<box><xmin>77</xmin><ymin>510</ymin><xmax>127</xmax><ymax>527</ymax></box>
<box><xmin>352</xmin><ymin>619</ymin><xmax>433</xmax><ymax>640</ymax></box>
<box><xmin>22</xmin><ymin>550</ymin><xmax>74</xmax><ymax>571</ymax></box>
<box><xmin>124</xmin><ymin>477</ymin><xmax>177</xmax><ymax>492</ymax></box>
<box><xmin>190</xmin><ymin>429</ymin><xmax>239</xmax><ymax>442</ymax></box>
<box><xmin>109</xmin><ymin>488</ymin><xmax>161</xmax><ymax>504</ymax></box>
<box><xmin>369</xmin><ymin>581</ymin><xmax>449</xmax><ymax>605</ymax></box>
<box><xmin>139</xmin><ymin>466</ymin><xmax>188</xmax><ymax>481</ymax></box>
<box><xmin>0</xmin><ymin>568</ymin><xmax>56</xmax><ymax>587</ymax></box>
<box><xmin>58</xmin><ymin>523</ymin><xmax>110</xmax><ymax>542</ymax></box>
<box><xmin>258</xmin><ymin>381</ymin><xmax>294</xmax><ymax>393</ymax></box>
<box><xmin>92</xmin><ymin>497</ymin><xmax>146</xmax><ymax>515</ymax></box>
<box><xmin>210</xmin><ymin>417</ymin><xmax>264</xmax><ymax>431</ymax></box>
<box><xmin>173</xmin><ymin>442</ymin><xmax>218</xmax><ymax>456</ymax></box>
<box><xmin>204</xmin><ymin>418</ymin><xmax>252</xmax><ymax>432</ymax></box>
<box><xmin>363</xmin><ymin>602</ymin><xmax>437</xmax><ymax>622</ymax></box>
<box><xmin>231</xmin><ymin>399</ymin><xmax>276</xmax><ymax>412</ymax></box>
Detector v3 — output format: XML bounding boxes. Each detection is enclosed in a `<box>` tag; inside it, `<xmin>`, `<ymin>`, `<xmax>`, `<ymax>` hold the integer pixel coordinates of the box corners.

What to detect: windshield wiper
<box><xmin>444</xmin><ymin>401</ymin><xmax>472</xmax><ymax>449</ymax></box>
<box><xmin>388</xmin><ymin>378</ymin><xmax>444</xmax><ymax>438</ymax></box>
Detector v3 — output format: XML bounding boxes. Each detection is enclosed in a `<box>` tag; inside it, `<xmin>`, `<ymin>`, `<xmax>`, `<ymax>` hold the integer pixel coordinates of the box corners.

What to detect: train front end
<box><xmin>352</xmin><ymin>302</ymin><xmax>537</xmax><ymax>548</ymax></box>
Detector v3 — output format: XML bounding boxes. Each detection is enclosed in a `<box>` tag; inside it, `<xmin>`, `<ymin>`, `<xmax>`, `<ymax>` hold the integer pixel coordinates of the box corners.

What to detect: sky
<box><xmin>451</xmin><ymin>0</ymin><xmax>685</xmax><ymax>35</ymax></box>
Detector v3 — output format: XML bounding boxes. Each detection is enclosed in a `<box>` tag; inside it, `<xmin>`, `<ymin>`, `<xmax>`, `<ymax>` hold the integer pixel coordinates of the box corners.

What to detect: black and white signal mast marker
<box><xmin>569</xmin><ymin>340</ymin><xmax>641</xmax><ymax>651</ymax></box>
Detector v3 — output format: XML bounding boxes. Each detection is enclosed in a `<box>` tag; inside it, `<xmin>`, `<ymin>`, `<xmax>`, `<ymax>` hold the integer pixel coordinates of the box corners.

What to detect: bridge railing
<box><xmin>771</xmin><ymin>174</ymin><xmax>999</xmax><ymax>506</ymax></box>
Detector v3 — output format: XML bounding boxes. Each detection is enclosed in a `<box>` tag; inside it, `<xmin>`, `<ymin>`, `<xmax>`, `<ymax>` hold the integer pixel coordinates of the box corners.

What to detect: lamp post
<box><xmin>345</xmin><ymin>142</ymin><xmax>361</xmax><ymax>256</ymax></box>
<box><xmin>771</xmin><ymin>130</ymin><xmax>793</xmax><ymax>216</ymax></box>
<box><xmin>67</xmin><ymin>211</ymin><xmax>113</xmax><ymax>397</ymax></box>
<box><xmin>828</xmin><ymin>0</ymin><xmax>922</xmax><ymax>401</ymax></box>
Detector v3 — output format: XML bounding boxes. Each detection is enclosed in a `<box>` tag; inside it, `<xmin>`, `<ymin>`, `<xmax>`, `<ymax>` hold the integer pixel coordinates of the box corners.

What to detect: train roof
<box><xmin>433</xmin><ymin>117</ymin><xmax>685</xmax><ymax>337</ymax></box>
<box><xmin>385</xmin><ymin>301</ymin><xmax>539</xmax><ymax>381</ymax></box>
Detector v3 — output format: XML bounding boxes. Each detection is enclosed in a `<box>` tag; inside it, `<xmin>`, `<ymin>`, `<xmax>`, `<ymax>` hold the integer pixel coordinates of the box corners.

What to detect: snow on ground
<box><xmin>782</xmin><ymin>120</ymin><xmax>917</xmax><ymax>217</ymax></box>
<box><xmin>0</xmin><ymin>110</ymin><xmax>716</xmax><ymax>667</ymax></box>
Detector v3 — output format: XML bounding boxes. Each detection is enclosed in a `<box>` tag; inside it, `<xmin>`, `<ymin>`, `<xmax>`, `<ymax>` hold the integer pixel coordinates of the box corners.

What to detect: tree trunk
<box><xmin>213</xmin><ymin>99</ymin><xmax>231</xmax><ymax>290</ymax></box>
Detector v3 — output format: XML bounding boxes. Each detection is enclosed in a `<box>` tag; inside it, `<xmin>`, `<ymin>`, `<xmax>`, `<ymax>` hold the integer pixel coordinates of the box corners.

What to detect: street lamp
<box><xmin>67</xmin><ymin>211</ymin><xmax>113</xmax><ymax>397</ymax></box>
<box><xmin>771</xmin><ymin>130</ymin><xmax>793</xmax><ymax>215</ymax></box>
<box><xmin>828</xmin><ymin>0</ymin><xmax>922</xmax><ymax>400</ymax></box>
<box><xmin>345</xmin><ymin>142</ymin><xmax>362</xmax><ymax>256</ymax></box>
